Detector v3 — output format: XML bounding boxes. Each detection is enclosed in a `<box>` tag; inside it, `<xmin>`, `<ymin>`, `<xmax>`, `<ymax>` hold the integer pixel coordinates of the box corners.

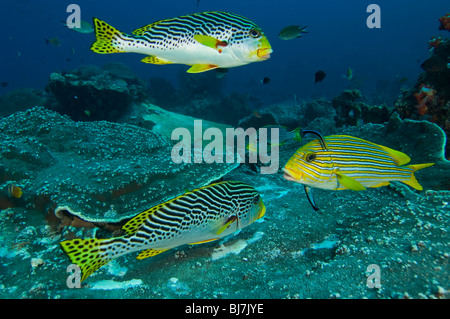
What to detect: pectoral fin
<box><xmin>136</xmin><ymin>248</ymin><xmax>169</xmax><ymax>260</ymax></box>
<box><xmin>193</xmin><ymin>35</ymin><xmax>228</xmax><ymax>52</ymax></box>
<box><xmin>304</xmin><ymin>186</ymin><xmax>320</xmax><ymax>212</ymax></box>
<box><xmin>336</xmin><ymin>172</ymin><xmax>366</xmax><ymax>191</ymax></box>
<box><xmin>216</xmin><ymin>216</ymin><xmax>238</xmax><ymax>235</ymax></box>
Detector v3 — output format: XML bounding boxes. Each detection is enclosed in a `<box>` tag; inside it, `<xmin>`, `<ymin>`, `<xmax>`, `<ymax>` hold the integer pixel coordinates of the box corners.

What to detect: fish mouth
<box><xmin>257</xmin><ymin>47</ymin><xmax>272</xmax><ymax>60</ymax></box>
<box><xmin>282</xmin><ymin>168</ymin><xmax>301</xmax><ymax>182</ymax></box>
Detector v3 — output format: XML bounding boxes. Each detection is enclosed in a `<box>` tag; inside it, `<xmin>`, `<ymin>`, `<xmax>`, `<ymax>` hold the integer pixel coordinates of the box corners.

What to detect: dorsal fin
<box><xmin>378</xmin><ymin>145</ymin><xmax>411</xmax><ymax>166</ymax></box>
<box><xmin>122</xmin><ymin>205</ymin><xmax>162</xmax><ymax>235</ymax></box>
<box><xmin>132</xmin><ymin>22</ymin><xmax>160</xmax><ymax>36</ymax></box>
<box><xmin>122</xmin><ymin>182</ymin><xmax>228</xmax><ymax>235</ymax></box>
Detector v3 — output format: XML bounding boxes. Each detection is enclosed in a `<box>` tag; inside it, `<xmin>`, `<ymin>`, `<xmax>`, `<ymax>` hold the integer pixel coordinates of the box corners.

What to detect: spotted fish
<box><xmin>90</xmin><ymin>11</ymin><xmax>272</xmax><ymax>73</ymax></box>
<box><xmin>283</xmin><ymin>133</ymin><xmax>434</xmax><ymax>211</ymax></box>
<box><xmin>60</xmin><ymin>181</ymin><xmax>265</xmax><ymax>281</ymax></box>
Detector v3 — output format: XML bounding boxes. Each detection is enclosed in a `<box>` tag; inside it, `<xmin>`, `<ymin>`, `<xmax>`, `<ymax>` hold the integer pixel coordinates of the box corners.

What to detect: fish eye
<box><xmin>253</xmin><ymin>195</ymin><xmax>260</xmax><ymax>204</ymax></box>
<box><xmin>305</xmin><ymin>152</ymin><xmax>316</xmax><ymax>162</ymax></box>
<box><xmin>249</xmin><ymin>28</ymin><xmax>261</xmax><ymax>38</ymax></box>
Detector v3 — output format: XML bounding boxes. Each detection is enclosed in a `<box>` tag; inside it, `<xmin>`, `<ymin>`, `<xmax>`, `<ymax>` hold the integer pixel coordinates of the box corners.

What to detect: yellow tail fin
<box><xmin>60</xmin><ymin>238</ymin><xmax>116</xmax><ymax>282</ymax></box>
<box><xmin>91</xmin><ymin>18</ymin><xmax>125</xmax><ymax>54</ymax></box>
<box><xmin>401</xmin><ymin>163</ymin><xmax>434</xmax><ymax>190</ymax></box>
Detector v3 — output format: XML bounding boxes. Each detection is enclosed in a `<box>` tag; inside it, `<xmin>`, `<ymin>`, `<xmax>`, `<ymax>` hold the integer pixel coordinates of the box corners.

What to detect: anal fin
<box><xmin>187</xmin><ymin>64</ymin><xmax>219</xmax><ymax>73</ymax></box>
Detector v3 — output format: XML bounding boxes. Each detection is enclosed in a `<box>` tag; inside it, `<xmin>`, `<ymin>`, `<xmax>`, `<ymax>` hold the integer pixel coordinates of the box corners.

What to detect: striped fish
<box><xmin>90</xmin><ymin>11</ymin><xmax>272</xmax><ymax>73</ymax></box>
<box><xmin>60</xmin><ymin>181</ymin><xmax>265</xmax><ymax>282</ymax></box>
<box><xmin>283</xmin><ymin>134</ymin><xmax>434</xmax><ymax>210</ymax></box>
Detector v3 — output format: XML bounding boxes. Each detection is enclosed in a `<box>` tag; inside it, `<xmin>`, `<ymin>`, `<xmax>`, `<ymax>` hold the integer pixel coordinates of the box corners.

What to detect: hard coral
<box><xmin>414</xmin><ymin>84</ymin><xmax>436</xmax><ymax>116</ymax></box>
<box><xmin>438</xmin><ymin>13</ymin><xmax>450</xmax><ymax>31</ymax></box>
<box><xmin>46</xmin><ymin>64</ymin><xmax>147</xmax><ymax>122</ymax></box>
<box><xmin>428</xmin><ymin>36</ymin><xmax>445</xmax><ymax>50</ymax></box>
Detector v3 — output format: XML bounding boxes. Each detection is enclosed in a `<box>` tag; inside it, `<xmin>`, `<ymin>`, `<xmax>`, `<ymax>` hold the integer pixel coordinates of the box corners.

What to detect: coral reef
<box><xmin>414</xmin><ymin>84</ymin><xmax>437</xmax><ymax>116</ymax></box>
<box><xmin>238</xmin><ymin>98</ymin><xmax>336</xmax><ymax>134</ymax></box>
<box><xmin>428</xmin><ymin>36</ymin><xmax>446</xmax><ymax>50</ymax></box>
<box><xmin>395</xmin><ymin>17</ymin><xmax>450</xmax><ymax>158</ymax></box>
<box><xmin>147</xmin><ymin>71</ymin><xmax>253</xmax><ymax>125</ymax></box>
<box><xmin>0</xmin><ymin>88</ymin><xmax>47</xmax><ymax>117</ymax></box>
<box><xmin>438</xmin><ymin>13</ymin><xmax>450</xmax><ymax>31</ymax></box>
<box><xmin>45</xmin><ymin>64</ymin><xmax>147</xmax><ymax>122</ymax></box>
<box><xmin>238</xmin><ymin>92</ymin><xmax>390</xmax><ymax>136</ymax></box>
<box><xmin>0</xmin><ymin>107</ymin><xmax>239</xmax><ymax>226</ymax></box>
<box><xmin>146</xmin><ymin>77</ymin><xmax>178</xmax><ymax>108</ymax></box>
<box><xmin>332</xmin><ymin>89</ymin><xmax>390</xmax><ymax>127</ymax></box>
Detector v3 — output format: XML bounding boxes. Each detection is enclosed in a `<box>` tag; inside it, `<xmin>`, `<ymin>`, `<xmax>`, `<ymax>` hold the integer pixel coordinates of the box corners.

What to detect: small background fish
<box><xmin>421</xmin><ymin>55</ymin><xmax>448</xmax><ymax>73</ymax></box>
<box><xmin>314</xmin><ymin>70</ymin><xmax>326</xmax><ymax>83</ymax></box>
<box><xmin>261</xmin><ymin>77</ymin><xmax>271</xmax><ymax>84</ymax></box>
<box><xmin>45</xmin><ymin>37</ymin><xmax>61</xmax><ymax>46</ymax></box>
<box><xmin>278</xmin><ymin>25</ymin><xmax>308</xmax><ymax>40</ymax></box>
<box><xmin>342</xmin><ymin>67</ymin><xmax>353</xmax><ymax>80</ymax></box>
<box><xmin>63</xmin><ymin>20</ymin><xmax>94</xmax><ymax>34</ymax></box>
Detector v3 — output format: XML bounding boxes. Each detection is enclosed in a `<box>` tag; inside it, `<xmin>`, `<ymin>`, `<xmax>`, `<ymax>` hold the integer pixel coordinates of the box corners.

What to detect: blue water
<box><xmin>1</xmin><ymin>0</ymin><xmax>448</xmax><ymax>107</ymax></box>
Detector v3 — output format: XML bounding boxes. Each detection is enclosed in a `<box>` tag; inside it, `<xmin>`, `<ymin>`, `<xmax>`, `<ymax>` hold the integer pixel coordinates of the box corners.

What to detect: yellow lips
<box><xmin>256</xmin><ymin>36</ymin><xmax>272</xmax><ymax>60</ymax></box>
<box><xmin>282</xmin><ymin>167</ymin><xmax>302</xmax><ymax>182</ymax></box>
<box><xmin>257</xmin><ymin>47</ymin><xmax>272</xmax><ymax>60</ymax></box>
